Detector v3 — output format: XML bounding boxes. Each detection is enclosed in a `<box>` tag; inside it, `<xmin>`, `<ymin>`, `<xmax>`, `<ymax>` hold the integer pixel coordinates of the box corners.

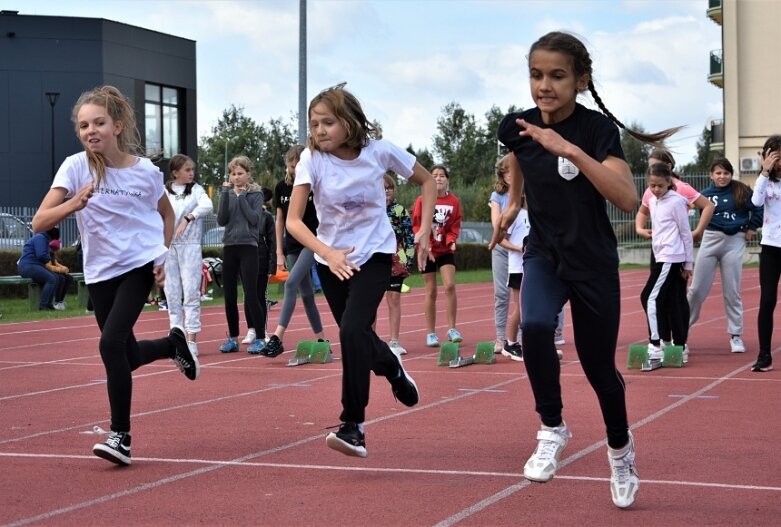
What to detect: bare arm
<box><xmin>408</xmin><ymin>162</ymin><xmax>436</xmax><ymax>271</ymax></box>
<box><xmin>691</xmin><ymin>194</ymin><xmax>715</xmax><ymax>242</ymax></box>
<box><xmin>516</xmin><ymin>118</ymin><xmax>638</xmax><ymax>212</ymax></box>
<box><xmin>275</xmin><ymin>207</ymin><xmax>286</xmax><ymax>270</ymax></box>
<box><xmin>157</xmin><ymin>194</ymin><xmax>174</xmax><ymax>248</ymax></box>
<box><xmin>32</xmin><ymin>184</ymin><xmax>93</xmax><ymax>233</ymax></box>
<box><xmin>635</xmin><ymin>204</ymin><xmax>652</xmax><ymax>239</ymax></box>
<box><xmin>490</xmin><ymin>155</ymin><xmax>524</xmax><ymax>250</ymax></box>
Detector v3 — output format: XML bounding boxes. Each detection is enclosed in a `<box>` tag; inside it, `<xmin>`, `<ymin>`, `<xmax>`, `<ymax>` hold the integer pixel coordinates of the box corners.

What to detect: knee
<box><xmin>443</xmin><ymin>282</ymin><xmax>456</xmax><ymax>296</ymax></box>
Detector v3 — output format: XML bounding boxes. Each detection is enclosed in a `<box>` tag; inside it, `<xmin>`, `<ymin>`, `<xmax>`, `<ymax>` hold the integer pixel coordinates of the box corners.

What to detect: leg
<box><xmin>687</xmin><ymin>231</ymin><xmax>720</xmax><ymax>328</ymax></box>
<box><xmin>720</xmin><ymin>234</ymin><xmax>746</xmax><ymax>337</ymax></box>
<box><xmin>221</xmin><ymin>246</ymin><xmax>241</xmax><ymax>338</ymax></box>
<box><xmin>439</xmin><ymin>263</ymin><xmax>458</xmax><ymax>330</ymax></box>
<box><xmin>667</xmin><ymin>263</ymin><xmax>690</xmax><ymax>346</ymax></box>
<box><xmin>237</xmin><ymin>245</ymin><xmax>263</xmax><ymax>339</ymax></box>
<box><xmin>294</xmin><ymin>249</ymin><xmax>325</xmax><ymax>337</ymax></box>
<box><xmin>163</xmin><ymin>245</ymin><xmax>185</xmax><ymax>332</ymax></box>
<box><xmin>422</xmin><ymin>270</ymin><xmax>437</xmax><ymax>334</ymax></box>
<box><xmin>492</xmin><ymin>245</ymin><xmax>510</xmax><ymax>342</ymax></box>
<box><xmin>757</xmin><ymin>245</ymin><xmax>781</xmax><ymax>353</ymax></box>
<box><xmin>386</xmin><ymin>290</ymin><xmax>401</xmax><ymax>341</ymax></box>
<box><xmin>19</xmin><ymin>263</ymin><xmax>60</xmax><ymax>309</ymax></box>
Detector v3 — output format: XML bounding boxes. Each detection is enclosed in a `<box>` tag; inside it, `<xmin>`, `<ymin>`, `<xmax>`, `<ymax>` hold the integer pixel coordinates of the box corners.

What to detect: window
<box><xmin>145</xmin><ymin>83</ymin><xmax>182</xmax><ymax>158</ymax></box>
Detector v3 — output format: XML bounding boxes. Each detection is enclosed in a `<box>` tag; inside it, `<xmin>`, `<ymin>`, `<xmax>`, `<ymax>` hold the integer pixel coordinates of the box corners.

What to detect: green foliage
<box><xmin>682</xmin><ymin>126</ymin><xmax>723</xmax><ymax>174</ymax></box>
<box><xmin>620</xmin><ymin>120</ymin><xmax>652</xmax><ymax>175</ymax></box>
<box><xmin>197</xmin><ymin>106</ymin><xmax>297</xmax><ymax>193</ymax></box>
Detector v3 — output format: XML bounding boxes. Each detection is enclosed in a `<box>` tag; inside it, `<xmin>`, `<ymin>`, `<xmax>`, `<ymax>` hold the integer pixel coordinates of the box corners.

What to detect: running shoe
<box><xmin>447</xmin><ymin>328</ymin><xmax>463</xmax><ymax>343</ymax></box>
<box><xmin>647</xmin><ymin>342</ymin><xmax>663</xmax><ymax>361</ymax></box>
<box><xmin>523</xmin><ymin>422</ymin><xmax>572</xmax><ymax>483</ymax></box>
<box><xmin>425</xmin><ymin>333</ymin><xmax>439</xmax><ymax>347</ymax></box>
<box><xmin>554</xmin><ymin>330</ymin><xmax>565</xmax><ymax>346</ymax></box>
<box><xmin>608</xmin><ymin>431</ymin><xmax>639</xmax><ymax>508</ymax></box>
<box><xmin>730</xmin><ymin>336</ymin><xmax>745</xmax><ymax>353</ymax></box>
<box><xmin>170</xmin><ymin>327</ymin><xmax>200</xmax><ymax>380</ymax></box>
<box><xmin>93</xmin><ymin>431</ymin><xmax>132</xmax><ymax>466</ymax></box>
<box><xmin>242</xmin><ymin>328</ymin><xmax>257</xmax><ymax>345</ymax></box>
<box><xmin>247</xmin><ymin>339</ymin><xmax>267</xmax><ymax>355</ymax></box>
<box><xmin>263</xmin><ymin>335</ymin><xmax>284</xmax><ymax>357</ymax></box>
<box><xmin>501</xmin><ymin>342</ymin><xmax>524</xmax><ymax>362</ymax></box>
<box><xmin>388</xmin><ymin>352</ymin><xmax>419</xmax><ymax>406</ymax></box>
<box><xmin>494</xmin><ymin>338</ymin><xmax>506</xmax><ymax>354</ymax></box>
<box><xmin>389</xmin><ymin>339</ymin><xmax>407</xmax><ymax>356</ymax></box>
<box><xmin>219</xmin><ymin>336</ymin><xmax>239</xmax><ymax>353</ymax></box>
<box><xmin>326</xmin><ymin>421</ymin><xmax>367</xmax><ymax>458</ymax></box>
<box><xmin>752</xmin><ymin>351</ymin><xmax>773</xmax><ymax>372</ymax></box>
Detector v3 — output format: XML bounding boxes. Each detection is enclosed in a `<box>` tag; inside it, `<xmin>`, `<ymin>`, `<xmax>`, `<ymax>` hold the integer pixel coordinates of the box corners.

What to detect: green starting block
<box><xmin>627</xmin><ymin>343</ymin><xmax>684</xmax><ymax>371</ymax></box>
<box><xmin>287</xmin><ymin>340</ymin><xmax>333</xmax><ymax>366</ymax></box>
<box><xmin>438</xmin><ymin>342</ymin><xmax>496</xmax><ymax>368</ymax></box>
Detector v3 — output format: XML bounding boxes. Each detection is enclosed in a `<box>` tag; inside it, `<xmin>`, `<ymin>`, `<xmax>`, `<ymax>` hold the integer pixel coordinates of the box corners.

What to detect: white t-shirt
<box><xmin>295</xmin><ymin>140</ymin><xmax>416</xmax><ymax>267</ymax></box>
<box><xmin>52</xmin><ymin>152</ymin><xmax>168</xmax><ymax>284</ymax></box>
<box><xmin>507</xmin><ymin>208</ymin><xmax>530</xmax><ymax>274</ymax></box>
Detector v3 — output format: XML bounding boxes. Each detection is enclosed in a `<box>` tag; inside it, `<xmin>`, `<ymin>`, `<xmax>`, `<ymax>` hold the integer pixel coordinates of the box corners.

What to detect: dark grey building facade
<box><xmin>0</xmin><ymin>11</ymin><xmax>197</xmax><ymax>207</ymax></box>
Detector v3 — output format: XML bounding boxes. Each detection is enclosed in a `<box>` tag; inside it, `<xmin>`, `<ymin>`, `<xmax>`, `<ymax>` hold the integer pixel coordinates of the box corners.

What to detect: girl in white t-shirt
<box><xmin>286</xmin><ymin>83</ymin><xmax>436</xmax><ymax>458</ymax></box>
<box><xmin>32</xmin><ymin>86</ymin><xmax>200</xmax><ymax>467</ymax></box>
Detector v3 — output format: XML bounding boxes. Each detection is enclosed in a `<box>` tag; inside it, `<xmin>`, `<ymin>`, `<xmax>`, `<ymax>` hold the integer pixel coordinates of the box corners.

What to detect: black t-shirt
<box><xmin>497</xmin><ymin>103</ymin><xmax>625</xmax><ymax>280</ymax></box>
<box><xmin>273</xmin><ymin>178</ymin><xmax>319</xmax><ymax>256</ymax></box>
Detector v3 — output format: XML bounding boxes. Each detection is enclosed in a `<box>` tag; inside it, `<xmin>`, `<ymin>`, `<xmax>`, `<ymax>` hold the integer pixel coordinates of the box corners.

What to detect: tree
<box><xmin>682</xmin><ymin>126</ymin><xmax>722</xmax><ymax>174</ymax></box>
<box><xmin>197</xmin><ymin>106</ymin><xmax>297</xmax><ymax>192</ymax></box>
<box><xmin>620</xmin><ymin>120</ymin><xmax>652</xmax><ymax>176</ymax></box>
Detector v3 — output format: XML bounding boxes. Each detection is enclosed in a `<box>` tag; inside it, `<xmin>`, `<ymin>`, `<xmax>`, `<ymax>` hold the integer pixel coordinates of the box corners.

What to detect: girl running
<box><xmin>32</xmin><ymin>85</ymin><xmax>199</xmax><ymax>466</ymax></box>
<box><xmin>495</xmin><ymin>31</ymin><xmax>679</xmax><ymax>508</ymax></box>
<box><xmin>286</xmin><ymin>83</ymin><xmax>435</xmax><ymax>458</ymax></box>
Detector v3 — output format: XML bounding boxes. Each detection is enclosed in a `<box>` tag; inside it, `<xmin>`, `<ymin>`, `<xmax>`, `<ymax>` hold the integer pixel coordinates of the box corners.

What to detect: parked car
<box><xmin>457</xmin><ymin>228</ymin><xmax>488</xmax><ymax>244</ymax></box>
<box><xmin>0</xmin><ymin>213</ymin><xmax>33</xmax><ymax>249</ymax></box>
<box><xmin>201</xmin><ymin>226</ymin><xmax>224</xmax><ymax>247</ymax></box>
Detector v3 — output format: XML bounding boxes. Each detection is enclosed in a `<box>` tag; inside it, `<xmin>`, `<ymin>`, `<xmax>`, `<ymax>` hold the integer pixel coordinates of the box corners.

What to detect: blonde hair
<box><xmin>383</xmin><ymin>172</ymin><xmax>397</xmax><ymax>192</ymax></box>
<box><xmin>71</xmin><ymin>85</ymin><xmax>142</xmax><ymax>188</ymax></box>
<box><xmin>228</xmin><ymin>155</ymin><xmax>253</xmax><ymax>176</ymax></box>
<box><xmin>284</xmin><ymin>145</ymin><xmax>305</xmax><ymax>185</ymax></box>
<box><xmin>494</xmin><ymin>155</ymin><xmax>510</xmax><ymax>194</ymax></box>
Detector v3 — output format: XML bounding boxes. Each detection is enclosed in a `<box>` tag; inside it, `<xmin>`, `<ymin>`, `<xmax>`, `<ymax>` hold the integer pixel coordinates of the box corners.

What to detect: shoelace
<box><xmin>536</xmin><ymin>439</ymin><xmax>561</xmax><ymax>460</ymax></box>
<box><xmin>172</xmin><ymin>353</ymin><xmax>191</xmax><ymax>373</ymax></box>
<box><xmin>610</xmin><ymin>454</ymin><xmax>636</xmax><ymax>484</ymax></box>
<box><xmin>93</xmin><ymin>426</ymin><xmax>123</xmax><ymax>448</ymax></box>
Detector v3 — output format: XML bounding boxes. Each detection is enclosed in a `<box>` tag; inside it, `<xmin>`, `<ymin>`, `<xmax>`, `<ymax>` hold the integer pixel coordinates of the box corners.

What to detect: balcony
<box><xmin>709</xmin><ymin>119</ymin><xmax>724</xmax><ymax>153</ymax></box>
<box><xmin>708</xmin><ymin>49</ymin><xmax>723</xmax><ymax>88</ymax></box>
<box><xmin>707</xmin><ymin>0</ymin><xmax>722</xmax><ymax>25</ymax></box>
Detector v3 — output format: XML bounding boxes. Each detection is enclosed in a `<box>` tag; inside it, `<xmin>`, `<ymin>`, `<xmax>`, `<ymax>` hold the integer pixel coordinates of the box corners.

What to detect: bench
<box><xmin>0</xmin><ymin>272</ymin><xmax>86</xmax><ymax>310</ymax></box>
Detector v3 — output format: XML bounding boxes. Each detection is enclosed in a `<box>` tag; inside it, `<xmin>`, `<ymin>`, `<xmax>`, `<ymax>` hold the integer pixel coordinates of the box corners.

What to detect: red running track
<box><xmin>0</xmin><ymin>268</ymin><xmax>778</xmax><ymax>526</ymax></box>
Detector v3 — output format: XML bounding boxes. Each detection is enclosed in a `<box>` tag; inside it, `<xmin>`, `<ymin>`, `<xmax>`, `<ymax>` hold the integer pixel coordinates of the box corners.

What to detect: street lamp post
<box><xmin>45</xmin><ymin>92</ymin><xmax>60</xmax><ymax>180</ymax></box>
<box><xmin>223</xmin><ymin>135</ymin><xmax>240</xmax><ymax>181</ymax></box>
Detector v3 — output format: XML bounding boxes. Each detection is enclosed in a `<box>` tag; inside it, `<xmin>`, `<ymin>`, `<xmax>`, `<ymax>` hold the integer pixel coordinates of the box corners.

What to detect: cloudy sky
<box><xmin>15</xmin><ymin>0</ymin><xmax>722</xmax><ymax>165</ymax></box>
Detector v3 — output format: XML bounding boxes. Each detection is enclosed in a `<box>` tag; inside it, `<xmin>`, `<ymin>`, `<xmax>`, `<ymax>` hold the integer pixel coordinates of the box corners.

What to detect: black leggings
<box><xmin>521</xmin><ymin>252</ymin><xmax>629</xmax><ymax>449</ymax></box>
<box><xmin>317</xmin><ymin>253</ymin><xmax>399</xmax><ymax>424</ymax></box>
<box><xmin>758</xmin><ymin>245</ymin><xmax>781</xmax><ymax>353</ymax></box>
<box><xmin>222</xmin><ymin>245</ymin><xmax>263</xmax><ymax>338</ymax></box>
<box><xmin>640</xmin><ymin>262</ymin><xmax>690</xmax><ymax>346</ymax></box>
<box><xmin>244</xmin><ymin>256</ymin><xmax>269</xmax><ymax>338</ymax></box>
<box><xmin>88</xmin><ymin>262</ymin><xmax>175</xmax><ymax>433</ymax></box>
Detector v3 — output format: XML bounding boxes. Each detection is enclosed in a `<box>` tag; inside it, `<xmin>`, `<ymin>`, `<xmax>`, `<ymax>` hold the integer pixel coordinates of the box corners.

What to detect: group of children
<box><xmin>28</xmin><ymin>29</ymin><xmax>781</xmax><ymax>512</ymax></box>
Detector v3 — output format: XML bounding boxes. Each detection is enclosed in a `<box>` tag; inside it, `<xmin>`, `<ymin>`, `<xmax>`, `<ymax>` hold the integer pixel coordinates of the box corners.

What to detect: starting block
<box><xmin>627</xmin><ymin>343</ymin><xmax>684</xmax><ymax>371</ymax></box>
<box><xmin>287</xmin><ymin>340</ymin><xmax>332</xmax><ymax>366</ymax></box>
<box><xmin>438</xmin><ymin>342</ymin><xmax>496</xmax><ymax>368</ymax></box>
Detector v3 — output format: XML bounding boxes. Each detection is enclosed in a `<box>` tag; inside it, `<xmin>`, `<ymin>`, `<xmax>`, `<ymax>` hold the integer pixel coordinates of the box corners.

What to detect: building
<box><xmin>0</xmin><ymin>11</ymin><xmax>196</xmax><ymax>207</ymax></box>
<box><xmin>707</xmin><ymin>0</ymin><xmax>781</xmax><ymax>184</ymax></box>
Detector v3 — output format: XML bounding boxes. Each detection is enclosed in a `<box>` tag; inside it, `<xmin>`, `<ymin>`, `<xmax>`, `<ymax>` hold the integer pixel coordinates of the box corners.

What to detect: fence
<box><xmin>2</xmin><ymin>173</ymin><xmax>760</xmax><ymax>261</ymax></box>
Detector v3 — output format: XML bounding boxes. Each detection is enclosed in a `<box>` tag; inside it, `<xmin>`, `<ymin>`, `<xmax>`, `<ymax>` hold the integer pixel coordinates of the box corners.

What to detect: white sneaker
<box><xmin>52</xmin><ymin>302</ymin><xmax>66</xmax><ymax>311</ymax></box>
<box><xmin>426</xmin><ymin>333</ymin><xmax>439</xmax><ymax>347</ymax></box>
<box><xmin>554</xmin><ymin>330</ymin><xmax>565</xmax><ymax>346</ymax></box>
<box><xmin>494</xmin><ymin>338</ymin><xmax>505</xmax><ymax>354</ymax></box>
<box><xmin>187</xmin><ymin>340</ymin><xmax>199</xmax><ymax>358</ymax></box>
<box><xmin>241</xmin><ymin>329</ymin><xmax>256</xmax><ymax>345</ymax></box>
<box><xmin>682</xmin><ymin>344</ymin><xmax>689</xmax><ymax>364</ymax></box>
<box><xmin>556</xmin><ymin>349</ymin><xmax>563</xmax><ymax>360</ymax></box>
<box><xmin>730</xmin><ymin>336</ymin><xmax>745</xmax><ymax>353</ymax></box>
<box><xmin>389</xmin><ymin>339</ymin><xmax>407</xmax><ymax>355</ymax></box>
<box><xmin>647</xmin><ymin>343</ymin><xmax>663</xmax><ymax>361</ymax></box>
<box><xmin>523</xmin><ymin>422</ymin><xmax>572</xmax><ymax>482</ymax></box>
<box><xmin>447</xmin><ymin>328</ymin><xmax>463</xmax><ymax>343</ymax></box>
<box><xmin>608</xmin><ymin>431</ymin><xmax>639</xmax><ymax>509</ymax></box>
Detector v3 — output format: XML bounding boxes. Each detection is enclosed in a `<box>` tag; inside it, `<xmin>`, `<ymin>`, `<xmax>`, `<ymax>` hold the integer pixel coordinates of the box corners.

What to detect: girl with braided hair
<box><xmin>494</xmin><ymin>31</ymin><xmax>680</xmax><ymax>509</ymax></box>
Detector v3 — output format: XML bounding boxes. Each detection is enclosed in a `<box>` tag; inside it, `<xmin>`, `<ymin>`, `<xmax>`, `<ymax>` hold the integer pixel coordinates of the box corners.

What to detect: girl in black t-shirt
<box><xmin>494</xmin><ymin>31</ymin><xmax>680</xmax><ymax>509</ymax></box>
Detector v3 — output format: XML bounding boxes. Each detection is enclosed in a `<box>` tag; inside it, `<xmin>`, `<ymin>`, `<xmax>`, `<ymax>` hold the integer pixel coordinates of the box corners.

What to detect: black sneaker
<box><xmin>388</xmin><ymin>352</ymin><xmax>419</xmax><ymax>406</ymax></box>
<box><xmin>263</xmin><ymin>335</ymin><xmax>284</xmax><ymax>357</ymax></box>
<box><xmin>169</xmin><ymin>327</ymin><xmax>200</xmax><ymax>380</ymax></box>
<box><xmin>93</xmin><ymin>431</ymin><xmax>132</xmax><ymax>465</ymax></box>
<box><xmin>326</xmin><ymin>422</ymin><xmax>367</xmax><ymax>458</ymax></box>
<box><xmin>752</xmin><ymin>351</ymin><xmax>773</xmax><ymax>372</ymax></box>
<box><xmin>501</xmin><ymin>342</ymin><xmax>524</xmax><ymax>362</ymax></box>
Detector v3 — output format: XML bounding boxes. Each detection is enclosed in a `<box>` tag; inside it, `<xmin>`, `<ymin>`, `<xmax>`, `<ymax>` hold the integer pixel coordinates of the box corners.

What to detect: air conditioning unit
<box><xmin>740</xmin><ymin>157</ymin><xmax>761</xmax><ymax>172</ymax></box>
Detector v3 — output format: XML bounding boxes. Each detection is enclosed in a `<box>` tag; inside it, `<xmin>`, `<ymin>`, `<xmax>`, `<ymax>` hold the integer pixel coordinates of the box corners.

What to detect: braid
<box><xmin>588</xmin><ymin>80</ymin><xmax>681</xmax><ymax>148</ymax></box>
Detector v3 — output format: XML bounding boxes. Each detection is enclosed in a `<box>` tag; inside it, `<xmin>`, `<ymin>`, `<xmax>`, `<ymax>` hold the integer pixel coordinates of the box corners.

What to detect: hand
<box><xmin>414</xmin><ymin>231</ymin><xmax>431</xmax><ymax>271</ymax></box>
<box><xmin>746</xmin><ymin>229</ymin><xmax>757</xmax><ymax>242</ymax></box>
<box><xmin>761</xmin><ymin>149</ymin><xmax>779</xmax><ymax>174</ymax></box>
<box><xmin>449</xmin><ymin>242</ymin><xmax>456</xmax><ymax>252</ymax></box>
<box><xmin>489</xmin><ymin>203</ymin><xmax>520</xmax><ymax>250</ymax></box>
<box><xmin>175</xmin><ymin>220</ymin><xmax>188</xmax><ymax>238</ymax></box>
<box><xmin>71</xmin><ymin>183</ymin><xmax>94</xmax><ymax>212</ymax></box>
<box><xmin>681</xmin><ymin>268</ymin><xmax>692</xmax><ymax>282</ymax></box>
<box><xmin>692</xmin><ymin>229</ymin><xmax>703</xmax><ymax>243</ymax></box>
<box><xmin>222</xmin><ymin>181</ymin><xmax>232</xmax><ymax>188</ymax></box>
<box><xmin>324</xmin><ymin>246</ymin><xmax>359</xmax><ymax>281</ymax></box>
<box><xmin>153</xmin><ymin>264</ymin><xmax>166</xmax><ymax>288</ymax></box>
<box><xmin>517</xmin><ymin>118</ymin><xmax>573</xmax><ymax>158</ymax></box>
<box><xmin>636</xmin><ymin>228</ymin><xmax>652</xmax><ymax>240</ymax></box>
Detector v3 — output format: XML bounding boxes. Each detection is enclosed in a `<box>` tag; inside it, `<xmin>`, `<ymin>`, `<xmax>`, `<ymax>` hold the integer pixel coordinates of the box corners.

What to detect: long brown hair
<box><xmin>306</xmin><ymin>83</ymin><xmax>381</xmax><ymax>153</ymax></box>
<box><xmin>710</xmin><ymin>157</ymin><xmax>752</xmax><ymax>210</ymax></box>
<box><xmin>71</xmin><ymin>86</ymin><xmax>142</xmax><ymax>188</ymax></box>
<box><xmin>166</xmin><ymin>154</ymin><xmax>195</xmax><ymax>196</ymax></box>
